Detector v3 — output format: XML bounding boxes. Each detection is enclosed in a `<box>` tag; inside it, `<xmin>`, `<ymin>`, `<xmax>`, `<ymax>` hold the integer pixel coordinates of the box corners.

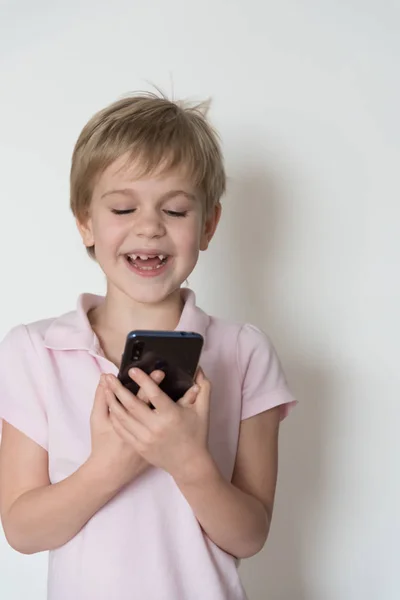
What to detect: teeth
<box><xmin>136</xmin><ymin>262</ymin><xmax>166</xmax><ymax>271</ymax></box>
<box><xmin>128</xmin><ymin>253</ymin><xmax>167</xmax><ymax>261</ymax></box>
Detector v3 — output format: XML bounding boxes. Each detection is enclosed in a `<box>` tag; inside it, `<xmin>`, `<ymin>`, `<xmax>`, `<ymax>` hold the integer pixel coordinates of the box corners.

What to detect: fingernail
<box><xmin>192</xmin><ymin>384</ymin><xmax>200</xmax><ymax>393</ymax></box>
<box><xmin>129</xmin><ymin>368</ymin><xmax>137</xmax><ymax>376</ymax></box>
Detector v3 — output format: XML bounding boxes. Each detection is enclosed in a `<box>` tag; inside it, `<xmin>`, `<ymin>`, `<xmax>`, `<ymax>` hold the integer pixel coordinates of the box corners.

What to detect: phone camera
<box><xmin>132</xmin><ymin>341</ymin><xmax>144</xmax><ymax>360</ymax></box>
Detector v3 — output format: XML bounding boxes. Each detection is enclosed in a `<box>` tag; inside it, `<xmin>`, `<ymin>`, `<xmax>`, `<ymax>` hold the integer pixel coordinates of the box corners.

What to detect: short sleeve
<box><xmin>0</xmin><ymin>325</ymin><xmax>48</xmax><ymax>449</ymax></box>
<box><xmin>237</xmin><ymin>324</ymin><xmax>297</xmax><ymax>421</ymax></box>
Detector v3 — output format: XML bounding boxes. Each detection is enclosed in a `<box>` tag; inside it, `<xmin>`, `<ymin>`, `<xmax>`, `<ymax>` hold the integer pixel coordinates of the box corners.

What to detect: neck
<box><xmin>91</xmin><ymin>285</ymin><xmax>184</xmax><ymax>335</ymax></box>
<box><xmin>88</xmin><ymin>285</ymin><xmax>184</xmax><ymax>367</ymax></box>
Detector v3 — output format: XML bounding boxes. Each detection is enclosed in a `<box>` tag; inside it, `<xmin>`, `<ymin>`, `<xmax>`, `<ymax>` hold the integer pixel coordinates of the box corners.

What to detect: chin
<box><xmin>121</xmin><ymin>281</ymin><xmax>183</xmax><ymax>306</ymax></box>
<box><xmin>103</xmin><ymin>258</ymin><xmax>194</xmax><ymax>305</ymax></box>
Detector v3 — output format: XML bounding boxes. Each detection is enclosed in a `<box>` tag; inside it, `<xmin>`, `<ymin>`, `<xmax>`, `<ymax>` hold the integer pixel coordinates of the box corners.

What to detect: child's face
<box><xmin>77</xmin><ymin>155</ymin><xmax>220</xmax><ymax>304</ymax></box>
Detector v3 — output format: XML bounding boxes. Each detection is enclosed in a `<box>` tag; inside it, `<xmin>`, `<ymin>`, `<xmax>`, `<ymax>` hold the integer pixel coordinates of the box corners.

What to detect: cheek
<box><xmin>174</xmin><ymin>217</ymin><xmax>202</xmax><ymax>250</ymax></box>
<box><xmin>92</xmin><ymin>215</ymin><xmax>125</xmax><ymax>248</ymax></box>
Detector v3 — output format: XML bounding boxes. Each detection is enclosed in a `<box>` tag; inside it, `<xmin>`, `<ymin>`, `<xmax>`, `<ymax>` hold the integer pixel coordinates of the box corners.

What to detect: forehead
<box><xmin>93</xmin><ymin>154</ymin><xmax>197</xmax><ymax>197</ymax></box>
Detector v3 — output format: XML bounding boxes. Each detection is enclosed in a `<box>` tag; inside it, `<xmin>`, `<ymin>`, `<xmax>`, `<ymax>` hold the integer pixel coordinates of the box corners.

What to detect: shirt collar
<box><xmin>44</xmin><ymin>288</ymin><xmax>210</xmax><ymax>352</ymax></box>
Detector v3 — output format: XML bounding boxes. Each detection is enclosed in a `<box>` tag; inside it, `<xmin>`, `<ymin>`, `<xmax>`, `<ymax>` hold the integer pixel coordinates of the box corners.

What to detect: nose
<box><xmin>134</xmin><ymin>208</ymin><xmax>165</xmax><ymax>239</ymax></box>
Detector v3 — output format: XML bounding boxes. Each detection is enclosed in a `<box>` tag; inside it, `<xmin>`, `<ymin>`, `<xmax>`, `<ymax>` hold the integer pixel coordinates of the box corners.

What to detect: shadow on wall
<box><xmin>240</xmin><ymin>374</ymin><xmax>329</xmax><ymax>600</ymax></box>
<box><xmin>228</xmin><ymin>171</ymin><xmax>329</xmax><ymax>600</ymax></box>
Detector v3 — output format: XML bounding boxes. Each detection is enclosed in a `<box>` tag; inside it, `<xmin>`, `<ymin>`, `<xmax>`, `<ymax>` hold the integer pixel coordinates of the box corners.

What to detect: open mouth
<box><xmin>125</xmin><ymin>253</ymin><xmax>169</xmax><ymax>272</ymax></box>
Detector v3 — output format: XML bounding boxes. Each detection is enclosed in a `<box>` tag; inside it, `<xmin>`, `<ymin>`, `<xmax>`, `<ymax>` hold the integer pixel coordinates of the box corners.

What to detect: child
<box><xmin>0</xmin><ymin>93</ymin><xmax>296</xmax><ymax>600</ymax></box>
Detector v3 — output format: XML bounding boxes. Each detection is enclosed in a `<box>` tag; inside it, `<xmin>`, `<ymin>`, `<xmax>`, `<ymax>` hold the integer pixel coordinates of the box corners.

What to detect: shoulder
<box><xmin>206</xmin><ymin>315</ymin><xmax>296</xmax><ymax>418</ymax></box>
<box><xmin>0</xmin><ymin>308</ymin><xmax>78</xmax><ymax>356</ymax></box>
<box><xmin>0</xmin><ymin>320</ymin><xmax>55</xmax><ymax>377</ymax></box>
<box><xmin>0</xmin><ymin>319</ymin><xmax>49</xmax><ymax>353</ymax></box>
<box><xmin>207</xmin><ymin>315</ymin><xmax>272</xmax><ymax>355</ymax></box>
<box><xmin>206</xmin><ymin>315</ymin><xmax>276</xmax><ymax>372</ymax></box>
<box><xmin>0</xmin><ymin>293</ymin><xmax>100</xmax><ymax>354</ymax></box>
<box><xmin>0</xmin><ymin>318</ymin><xmax>63</xmax><ymax>451</ymax></box>
<box><xmin>1</xmin><ymin>316</ymin><xmax>55</xmax><ymax>346</ymax></box>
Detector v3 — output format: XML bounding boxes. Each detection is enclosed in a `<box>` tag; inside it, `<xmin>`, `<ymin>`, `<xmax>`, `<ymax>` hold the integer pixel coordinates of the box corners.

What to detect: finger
<box><xmin>194</xmin><ymin>370</ymin><xmax>211</xmax><ymax>416</ymax></box>
<box><xmin>195</xmin><ymin>367</ymin><xmax>206</xmax><ymax>384</ymax></box>
<box><xmin>137</xmin><ymin>370</ymin><xmax>165</xmax><ymax>404</ymax></box>
<box><xmin>177</xmin><ymin>383</ymin><xmax>200</xmax><ymax>407</ymax></box>
<box><xmin>150</xmin><ymin>370</ymin><xmax>165</xmax><ymax>384</ymax></box>
<box><xmin>108</xmin><ymin>408</ymin><xmax>140</xmax><ymax>447</ymax></box>
<box><xmin>128</xmin><ymin>368</ymin><xmax>173</xmax><ymax>412</ymax></box>
<box><xmin>105</xmin><ymin>374</ymin><xmax>153</xmax><ymax>424</ymax></box>
<box><xmin>105</xmin><ymin>385</ymin><xmax>149</xmax><ymax>440</ymax></box>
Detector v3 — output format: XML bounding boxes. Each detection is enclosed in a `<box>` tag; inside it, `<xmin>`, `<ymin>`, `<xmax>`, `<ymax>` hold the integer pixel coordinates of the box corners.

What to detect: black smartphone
<box><xmin>118</xmin><ymin>330</ymin><xmax>204</xmax><ymax>403</ymax></box>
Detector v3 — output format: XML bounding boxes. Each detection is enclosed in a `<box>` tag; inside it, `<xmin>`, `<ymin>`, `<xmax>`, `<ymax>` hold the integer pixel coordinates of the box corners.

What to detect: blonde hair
<box><xmin>70</xmin><ymin>92</ymin><xmax>226</xmax><ymax>258</ymax></box>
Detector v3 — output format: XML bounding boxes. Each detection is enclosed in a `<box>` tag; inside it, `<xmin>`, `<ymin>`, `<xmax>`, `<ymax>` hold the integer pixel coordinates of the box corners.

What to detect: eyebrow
<box><xmin>101</xmin><ymin>188</ymin><xmax>197</xmax><ymax>202</ymax></box>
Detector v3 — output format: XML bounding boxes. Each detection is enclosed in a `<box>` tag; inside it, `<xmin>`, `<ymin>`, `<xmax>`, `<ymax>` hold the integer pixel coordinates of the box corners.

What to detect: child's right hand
<box><xmin>88</xmin><ymin>372</ymin><xmax>163</xmax><ymax>491</ymax></box>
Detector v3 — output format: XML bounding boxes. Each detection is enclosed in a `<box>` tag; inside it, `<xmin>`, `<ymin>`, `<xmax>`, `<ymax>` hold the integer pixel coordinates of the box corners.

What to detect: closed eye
<box><xmin>164</xmin><ymin>210</ymin><xmax>188</xmax><ymax>217</ymax></box>
<box><xmin>111</xmin><ymin>208</ymin><xmax>136</xmax><ymax>215</ymax></box>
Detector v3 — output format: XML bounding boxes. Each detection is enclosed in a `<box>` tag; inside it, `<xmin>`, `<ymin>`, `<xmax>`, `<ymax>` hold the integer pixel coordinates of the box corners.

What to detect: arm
<box><xmin>104</xmin><ymin>368</ymin><xmax>282</xmax><ymax>560</ymax></box>
<box><xmin>174</xmin><ymin>406</ymin><xmax>281</xmax><ymax>559</ymax></box>
<box><xmin>0</xmin><ymin>378</ymin><xmax>148</xmax><ymax>555</ymax></box>
<box><xmin>0</xmin><ymin>422</ymin><xmax>128</xmax><ymax>554</ymax></box>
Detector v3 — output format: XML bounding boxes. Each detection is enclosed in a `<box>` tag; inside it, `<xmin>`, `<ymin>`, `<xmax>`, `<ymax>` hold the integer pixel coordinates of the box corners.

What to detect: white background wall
<box><xmin>0</xmin><ymin>1</ymin><xmax>399</xmax><ymax>598</ymax></box>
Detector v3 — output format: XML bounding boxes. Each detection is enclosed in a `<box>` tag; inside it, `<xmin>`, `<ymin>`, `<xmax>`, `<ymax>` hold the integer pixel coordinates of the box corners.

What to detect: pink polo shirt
<box><xmin>0</xmin><ymin>289</ymin><xmax>295</xmax><ymax>600</ymax></box>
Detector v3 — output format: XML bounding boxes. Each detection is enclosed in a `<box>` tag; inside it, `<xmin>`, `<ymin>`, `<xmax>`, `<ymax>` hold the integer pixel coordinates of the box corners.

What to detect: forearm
<box><xmin>174</xmin><ymin>454</ymin><xmax>270</xmax><ymax>559</ymax></box>
<box><xmin>5</xmin><ymin>458</ymin><xmax>143</xmax><ymax>555</ymax></box>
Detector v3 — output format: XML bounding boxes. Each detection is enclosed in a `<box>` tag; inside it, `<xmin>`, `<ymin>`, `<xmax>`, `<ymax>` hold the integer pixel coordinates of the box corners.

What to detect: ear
<box><xmin>200</xmin><ymin>203</ymin><xmax>222</xmax><ymax>251</ymax></box>
<box><xmin>76</xmin><ymin>216</ymin><xmax>94</xmax><ymax>248</ymax></box>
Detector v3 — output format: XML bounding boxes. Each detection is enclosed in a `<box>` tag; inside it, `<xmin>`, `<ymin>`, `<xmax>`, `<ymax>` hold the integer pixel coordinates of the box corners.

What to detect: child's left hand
<box><xmin>103</xmin><ymin>368</ymin><xmax>212</xmax><ymax>482</ymax></box>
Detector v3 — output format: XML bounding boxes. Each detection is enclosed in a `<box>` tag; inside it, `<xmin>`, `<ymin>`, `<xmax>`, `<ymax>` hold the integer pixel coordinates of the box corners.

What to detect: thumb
<box><xmin>194</xmin><ymin>368</ymin><xmax>211</xmax><ymax>416</ymax></box>
<box><xmin>178</xmin><ymin>382</ymin><xmax>200</xmax><ymax>407</ymax></box>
